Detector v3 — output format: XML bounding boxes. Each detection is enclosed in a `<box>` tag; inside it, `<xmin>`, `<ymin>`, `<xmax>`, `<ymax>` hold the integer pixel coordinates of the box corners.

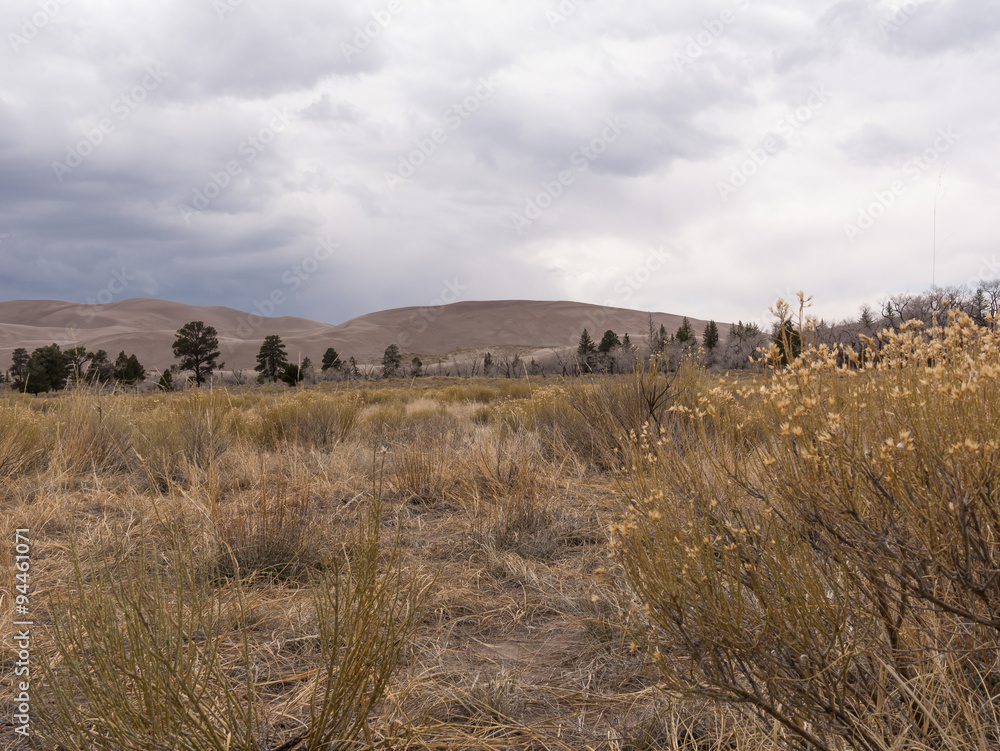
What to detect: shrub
<box><xmin>35</xmin><ymin>472</ymin><xmax>427</xmax><ymax>750</ymax></box>
<box><xmin>617</xmin><ymin>310</ymin><xmax>1000</xmax><ymax>750</ymax></box>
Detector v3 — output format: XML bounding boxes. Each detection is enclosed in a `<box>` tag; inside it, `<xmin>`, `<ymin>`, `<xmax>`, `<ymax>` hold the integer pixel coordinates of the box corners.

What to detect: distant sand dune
<box><xmin>0</xmin><ymin>298</ymin><xmax>728</xmax><ymax>372</ymax></box>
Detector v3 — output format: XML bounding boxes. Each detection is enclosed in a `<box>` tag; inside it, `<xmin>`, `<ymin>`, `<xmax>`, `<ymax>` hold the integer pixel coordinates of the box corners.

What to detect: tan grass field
<box><xmin>2</xmin><ymin>306</ymin><xmax>999</xmax><ymax>750</ymax></box>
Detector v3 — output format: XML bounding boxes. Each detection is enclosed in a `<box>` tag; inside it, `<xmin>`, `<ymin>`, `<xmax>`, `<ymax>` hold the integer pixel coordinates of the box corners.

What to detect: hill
<box><xmin>0</xmin><ymin>298</ymin><xmax>727</xmax><ymax>372</ymax></box>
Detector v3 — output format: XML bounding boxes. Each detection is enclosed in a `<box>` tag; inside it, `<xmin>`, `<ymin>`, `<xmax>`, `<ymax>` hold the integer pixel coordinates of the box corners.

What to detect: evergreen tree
<box><xmin>347</xmin><ymin>356</ymin><xmax>360</xmax><ymax>379</ymax></box>
<box><xmin>85</xmin><ymin>349</ymin><xmax>113</xmax><ymax>384</ymax></box>
<box><xmin>280</xmin><ymin>362</ymin><xmax>304</xmax><ymax>386</ymax></box>
<box><xmin>622</xmin><ymin>333</ymin><xmax>631</xmax><ymax>349</ymax></box>
<box><xmin>173</xmin><ymin>321</ymin><xmax>221</xmax><ymax>387</ymax></box>
<box><xmin>22</xmin><ymin>344</ymin><xmax>68</xmax><ymax>393</ymax></box>
<box><xmin>577</xmin><ymin>329</ymin><xmax>598</xmax><ymax>372</ymax></box>
<box><xmin>774</xmin><ymin>320</ymin><xmax>802</xmax><ymax>365</ymax></box>
<box><xmin>676</xmin><ymin>317</ymin><xmax>694</xmax><ymax>344</ymax></box>
<box><xmin>702</xmin><ymin>320</ymin><xmax>720</xmax><ymax>350</ymax></box>
<box><xmin>381</xmin><ymin>344</ymin><xmax>402</xmax><ymax>378</ymax></box>
<box><xmin>64</xmin><ymin>346</ymin><xmax>89</xmax><ymax>384</ymax></box>
<box><xmin>255</xmin><ymin>335</ymin><xmax>288</xmax><ymax>382</ymax></box>
<box><xmin>658</xmin><ymin>324</ymin><xmax>669</xmax><ymax>351</ymax></box>
<box><xmin>321</xmin><ymin>347</ymin><xmax>342</xmax><ymax>371</ymax></box>
<box><xmin>597</xmin><ymin>330</ymin><xmax>621</xmax><ymax>353</ymax></box>
<box><xmin>411</xmin><ymin>356</ymin><xmax>423</xmax><ymax>377</ymax></box>
<box><xmin>157</xmin><ymin>369</ymin><xmax>174</xmax><ymax>392</ymax></box>
<box><xmin>483</xmin><ymin>352</ymin><xmax>493</xmax><ymax>375</ymax></box>
<box><xmin>113</xmin><ymin>351</ymin><xmax>146</xmax><ymax>385</ymax></box>
<box><xmin>10</xmin><ymin>348</ymin><xmax>29</xmax><ymax>387</ymax></box>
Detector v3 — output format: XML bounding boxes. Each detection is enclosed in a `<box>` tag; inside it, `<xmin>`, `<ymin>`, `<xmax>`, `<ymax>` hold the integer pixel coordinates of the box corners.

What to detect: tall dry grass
<box><xmin>32</xmin><ymin>459</ymin><xmax>429</xmax><ymax>751</ymax></box>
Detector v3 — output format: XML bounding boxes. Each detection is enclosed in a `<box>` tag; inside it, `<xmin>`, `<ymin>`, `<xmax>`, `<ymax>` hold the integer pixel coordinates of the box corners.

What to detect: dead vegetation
<box><xmin>2</xmin><ymin>307</ymin><xmax>999</xmax><ymax>749</ymax></box>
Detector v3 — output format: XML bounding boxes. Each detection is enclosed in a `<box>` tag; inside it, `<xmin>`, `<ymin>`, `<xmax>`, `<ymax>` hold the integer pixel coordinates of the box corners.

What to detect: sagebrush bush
<box><xmin>617</xmin><ymin>307</ymin><xmax>1000</xmax><ymax>751</ymax></box>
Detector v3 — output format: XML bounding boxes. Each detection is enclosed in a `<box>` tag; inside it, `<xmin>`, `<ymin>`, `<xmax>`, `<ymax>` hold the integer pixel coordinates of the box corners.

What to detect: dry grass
<box><xmin>2</xmin><ymin>323</ymin><xmax>998</xmax><ymax>749</ymax></box>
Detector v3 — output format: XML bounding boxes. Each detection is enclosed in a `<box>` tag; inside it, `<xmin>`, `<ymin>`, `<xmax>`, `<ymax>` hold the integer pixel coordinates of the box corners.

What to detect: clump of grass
<box><xmin>253</xmin><ymin>392</ymin><xmax>359</xmax><ymax>449</ymax></box>
<box><xmin>0</xmin><ymin>402</ymin><xmax>43</xmax><ymax>478</ymax></box>
<box><xmin>34</xmin><ymin>467</ymin><xmax>428</xmax><ymax>750</ymax></box>
<box><xmin>390</xmin><ymin>433</ymin><xmax>456</xmax><ymax>506</ymax></box>
<box><xmin>463</xmin><ymin>429</ymin><xmax>542</xmax><ymax>501</ymax></box>
<box><xmin>209</xmin><ymin>467</ymin><xmax>324</xmax><ymax>584</ymax></box>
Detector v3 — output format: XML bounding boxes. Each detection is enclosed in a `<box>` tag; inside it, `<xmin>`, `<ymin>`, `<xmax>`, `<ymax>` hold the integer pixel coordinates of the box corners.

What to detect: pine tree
<box><xmin>10</xmin><ymin>348</ymin><xmax>29</xmax><ymax>387</ymax></box>
<box><xmin>113</xmin><ymin>351</ymin><xmax>146</xmax><ymax>385</ymax></box>
<box><xmin>577</xmin><ymin>329</ymin><xmax>598</xmax><ymax>372</ymax></box>
<box><xmin>281</xmin><ymin>363</ymin><xmax>304</xmax><ymax>386</ymax></box>
<box><xmin>597</xmin><ymin>330</ymin><xmax>621</xmax><ymax>353</ymax></box>
<box><xmin>255</xmin><ymin>335</ymin><xmax>288</xmax><ymax>382</ymax></box>
<box><xmin>157</xmin><ymin>369</ymin><xmax>174</xmax><ymax>392</ymax></box>
<box><xmin>21</xmin><ymin>344</ymin><xmax>68</xmax><ymax>394</ymax></box>
<box><xmin>676</xmin><ymin>317</ymin><xmax>694</xmax><ymax>344</ymax></box>
<box><xmin>622</xmin><ymin>333</ymin><xmax>631</xmax><ymax>349</ymax></box>
<box><xmin>321</xmin><ymin>347</ymin><xmax>342</xmax><ymax>371</ymax></box>
<box><xmin>382</xmin><ymin>344</ymin><xmax>402</xmax><ymax>378</ymax></box>
<box><xmin>173</xmin><ymin>321</ymin><xmax>221</xmax><ymax>387</ymax></box>
<box><xmin>774</xmin><ymin>320</ymin><xmax>802</xmax><ymax>365</ymax></box>
<box><xmin>85</xmin><ymin>350</ymin><xmax>113</xmax><ymax>384</ymax></box>
<box><xmin>64</xmin><ymin>346</ymin><xmax>89</xmax><ymax>384</ymax></box>
<box><xmin>411</xmin><ymin>356</ymin><xmax>423</xmax><ymax>376</ymax></box>
<box><xmin>702</xmin><ymin>320</ymin><xmax>720</xmax><ymax>350</ymax></box>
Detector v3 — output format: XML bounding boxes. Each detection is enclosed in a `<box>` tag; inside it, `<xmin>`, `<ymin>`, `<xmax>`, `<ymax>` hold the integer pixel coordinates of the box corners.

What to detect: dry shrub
<box><xmin>619</xmin><ymin>307</ymin><xmax>1000</xmax><ymax>751</ymax></box>
<box><xmin>35</xmin><ymin>486</ymin><xmax>427</xmax><ymax>751</ymax></box>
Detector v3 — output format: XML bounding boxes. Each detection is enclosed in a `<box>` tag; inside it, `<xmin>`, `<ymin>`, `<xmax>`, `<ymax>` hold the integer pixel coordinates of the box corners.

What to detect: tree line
<box><xmin>10</xmin><ymin>279</ymin><xmax>993</xmax><ymax>391</ymax></box>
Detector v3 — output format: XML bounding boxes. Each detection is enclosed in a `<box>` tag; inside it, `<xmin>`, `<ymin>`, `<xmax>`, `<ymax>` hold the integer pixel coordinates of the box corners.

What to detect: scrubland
<box><xmin>1</xmin><ymin>307</ymin><xmax>999</xmax><ymax>750</ymax></box>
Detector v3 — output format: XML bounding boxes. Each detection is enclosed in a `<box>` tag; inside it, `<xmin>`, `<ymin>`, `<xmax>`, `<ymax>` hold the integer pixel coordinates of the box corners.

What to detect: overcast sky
<box><xmin>1</xmin><ymin>0</ymin><xmax>998</xmax><ymax>328</ymax></box>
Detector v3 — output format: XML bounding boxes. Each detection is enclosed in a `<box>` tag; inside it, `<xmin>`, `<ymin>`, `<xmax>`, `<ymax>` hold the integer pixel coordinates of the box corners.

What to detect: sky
<box><xmin>1</xmin><ymin>0</ymin><xmax>999</xmax><ymax>329</ymax></box>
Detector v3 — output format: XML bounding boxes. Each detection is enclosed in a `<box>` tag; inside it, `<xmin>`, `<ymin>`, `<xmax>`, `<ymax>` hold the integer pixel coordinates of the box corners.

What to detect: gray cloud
<box><xmin>0</xmin><ymin>0</ymin><xmax>998</xmax><ymax>329</ymax></box>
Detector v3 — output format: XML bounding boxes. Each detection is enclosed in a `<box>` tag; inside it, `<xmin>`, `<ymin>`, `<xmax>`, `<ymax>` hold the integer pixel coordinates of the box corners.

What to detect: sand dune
<box><xmin>0</xmin><ymin>297</ymin><xmax>728</xmax><ymax>373</ymax></box>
